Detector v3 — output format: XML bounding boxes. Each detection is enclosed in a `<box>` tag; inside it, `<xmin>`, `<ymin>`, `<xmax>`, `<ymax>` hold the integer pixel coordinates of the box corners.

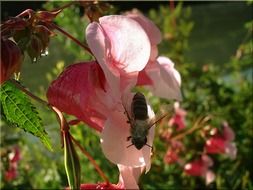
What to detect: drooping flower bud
<box><xmin>1</xmin><ymin>38</ymin><xmax>23</xmax><ymax>84</ymax></box>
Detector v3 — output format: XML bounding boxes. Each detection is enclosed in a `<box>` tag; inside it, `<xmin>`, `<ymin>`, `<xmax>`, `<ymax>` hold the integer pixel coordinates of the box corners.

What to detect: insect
<box><xmin>123</xmin><ymin>92</ymin><xmax>167</xmax><ymax>150</ymax></box>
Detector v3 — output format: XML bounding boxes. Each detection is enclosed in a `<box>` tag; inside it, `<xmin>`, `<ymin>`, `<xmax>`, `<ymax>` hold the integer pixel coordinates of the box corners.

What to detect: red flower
<box><xmin>184</xmin><ymin>155</ymin><xmax>215</xmax><ymax>185</ymax></box>
<box><xmin>4</xmin><ymin>146</ymin><xmax>21</xmax><ymax>182</ymax></box>
<box><xmin>205</xmin><ymin>122</ymin><xmax>237</xmax><ymax>159</ymax></box>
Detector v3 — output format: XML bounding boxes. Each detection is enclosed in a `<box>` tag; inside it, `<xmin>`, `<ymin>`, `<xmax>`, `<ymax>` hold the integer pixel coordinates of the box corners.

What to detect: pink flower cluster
<box><xmin>47</xmin><ymin>11</ymin><xmax>181</xmax><ymax>189</ymax></box>
<box><xmin>162</xmin><ymin>103</ymin><xmax>237</xmax><ymax>185</ymax></box>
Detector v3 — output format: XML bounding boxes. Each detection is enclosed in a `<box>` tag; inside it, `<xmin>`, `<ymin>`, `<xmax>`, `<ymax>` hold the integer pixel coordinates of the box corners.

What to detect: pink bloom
<box><xmin>205</xmin><ymin>122</ymin><xmax>237</xmax><ymax>159</ymax></box>
<box><xmin>48</xmin><ymin>13</ymin><xmax>182</xmax><ymax>189</ymax></box>
<box><xmin>168</xmin><ymin>102</ymin><xmax>187</xmax><ymax>131</ymax></box>
<box><xmin>184</xmin><ymin>154</ymin><xmax>215</xmax><ymax>185</ymax></box>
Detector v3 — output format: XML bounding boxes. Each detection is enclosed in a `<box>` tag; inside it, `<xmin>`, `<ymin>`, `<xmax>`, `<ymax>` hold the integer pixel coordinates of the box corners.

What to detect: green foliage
<box><xmin>0</xmin><ymin>81</ymin><xmax>52</xmax><ymax>151</ymax></box>
<box><xmin>43</xmin><ymin>2</ymin><xmax>91</xmax><ymax>61</ymax></box>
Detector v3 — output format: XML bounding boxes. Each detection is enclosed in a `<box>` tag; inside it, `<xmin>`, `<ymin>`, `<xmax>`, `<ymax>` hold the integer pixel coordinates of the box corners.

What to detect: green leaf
<box><xmin>0</xmin><ymin>81</ymin><xmax>53</xmax><ymax>151</ymax></box>
<box><xmin>64</xmin><ymin>132</ymin><xmax>80</xmax><ymax>189</ymax></box>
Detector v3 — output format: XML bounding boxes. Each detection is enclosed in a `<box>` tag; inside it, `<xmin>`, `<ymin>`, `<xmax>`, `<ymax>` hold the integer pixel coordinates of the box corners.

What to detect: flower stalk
<box><xmin>50</xmin><ymin>23</ymin><xmax>93</xmax><ymax>56</ymax></box>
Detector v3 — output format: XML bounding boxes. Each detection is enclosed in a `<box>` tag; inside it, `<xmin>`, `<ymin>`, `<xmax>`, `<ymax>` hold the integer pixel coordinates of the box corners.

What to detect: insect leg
<box><xmin>122</xmin><ymin>104</ymin><xmax>133</xmax><ymax>125</ymax></box>
<box><xmin>127</xmin><ymin>144</ymin><xmax>134</xmax><ymax>148</ymax></box>
<box><xmin>145</xmin><ymin>143</ymin><xmax>153</xmax><ymax>152</ymax></box>
<box><xmin>127</xmin><ymin>136</ymin><xmax>132</xmax><ymax>141</ymax></box>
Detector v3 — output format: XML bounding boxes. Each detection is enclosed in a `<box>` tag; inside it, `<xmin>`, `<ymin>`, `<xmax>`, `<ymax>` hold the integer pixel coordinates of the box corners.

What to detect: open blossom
<box><xmin>168</xmin><ymin>102</ymin><xmax>187</xmax><ymax>131</ymax></box>
<box><xmin>47</xmin><ymin>12</ymin><xmax>182</xmax><ymax>189</ymax></box>
<box><xmin>205</xmin><ymin>122</ymin><xmax>237</xmax><ymax>159</ymax></box>
<box><xmin>184</xmin><ymin>154</ymin><xmax>215</xmax><ymax>185</ymax></box>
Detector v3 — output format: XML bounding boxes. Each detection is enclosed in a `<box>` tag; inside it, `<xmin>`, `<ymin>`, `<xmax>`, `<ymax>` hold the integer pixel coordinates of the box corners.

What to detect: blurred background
<box><xmin>1</xmin><ymin>1</ymin><xmax>252</xmax><ymax>189</ymax></box>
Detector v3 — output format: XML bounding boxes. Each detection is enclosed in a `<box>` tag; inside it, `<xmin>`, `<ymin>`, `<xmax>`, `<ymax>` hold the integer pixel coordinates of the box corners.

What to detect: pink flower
<box><xmin>48</xmin><ymin>13</ymin><xmax>182</xmax><ymax>189</ymax></box>
<box><xmin>205</xmin><ymin>122</ymin><xmax>237</xmax><ymax>159</ymax></box>
<box><xmin>184</xmin><ymin>154</ymin><xmax>215</xmax><ymax>185</ymax></box>
<box><xmin>168</xmin><ymin>102</ymin><xmax>187</xmax><ymax>131</ymax></box>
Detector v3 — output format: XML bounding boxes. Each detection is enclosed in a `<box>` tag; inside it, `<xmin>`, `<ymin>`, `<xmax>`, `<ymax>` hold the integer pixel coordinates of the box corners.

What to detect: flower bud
<box><xmin>1</xmin><ymin>38</ymin><xmax>23</xmax><ymax>84</ymax></box>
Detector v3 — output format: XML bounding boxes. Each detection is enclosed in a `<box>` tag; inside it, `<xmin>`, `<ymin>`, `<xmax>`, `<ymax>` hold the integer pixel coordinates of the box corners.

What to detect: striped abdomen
<box><xmin>131</xmin><ymin>92</ymin><xmax>148</xmax><ymax>120</ymax></box>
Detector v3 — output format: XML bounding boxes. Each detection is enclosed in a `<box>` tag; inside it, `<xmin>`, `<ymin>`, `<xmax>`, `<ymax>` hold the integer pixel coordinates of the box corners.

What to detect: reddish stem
<box><xmin>169</xmin><ymin>0</ymin><xmax>176</xmax><ymax>28</ymax></box>
<box><xmin>50</xmin><ymin>23</ymin><xmax>93</xmax><ymax>56</ymax></box>
<box><xmin>171</xmin><ymin>115</ymin><xmax>211</xmax><ymax>141</ymax></box>
<box><xmin>70</xmin><ymin>135</ymin><xmax>110</xmax><ymax>184</ymax></box>
<box><xmin>10</xmin><ymin>79</ymin><xmax>49</xmax><ymax>107</ymax></box>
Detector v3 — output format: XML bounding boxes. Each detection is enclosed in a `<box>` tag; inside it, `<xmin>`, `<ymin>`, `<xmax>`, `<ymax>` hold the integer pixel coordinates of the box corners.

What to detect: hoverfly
<box><xmin>123</xmin><ymin>92</ymin><xmax>167</xmax><ymax>150</ymax></box>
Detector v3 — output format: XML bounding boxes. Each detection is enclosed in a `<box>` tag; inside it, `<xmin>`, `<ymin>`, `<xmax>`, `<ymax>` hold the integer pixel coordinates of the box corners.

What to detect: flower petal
<box><xmin>86</xmin><ymin>21</ymin><xmax>121</xmax><ymax>98</ymax></box>
<box><xmin>99</xmin><ymin>15</ymin><xmax>151</xmax><ymax>73</ymax></box>
<box><xmin>225</xmin><ymin>142</ymin><xmax>237</xmax><ymax>160</ymax></box>
<box><xmin>205</xmin><ymin>170</ymin><xmax>216</xmax><ymax>185</ymax></box>
<box><xmin>126</xmin><ymin>10</ymin><xmax>161</xmax><ymax>45</ymax></box>
<box><xmin>201</xmin><ymin>154</ymin><xmax>213</xmax><ymax>167</ymax></box>
<box><xmin>223</xmin><ymin>121</ymin><xmax>235</xmax><ymax>141</ymax></box>
<box><xmin>47</xmin><ymin>62</ymin><xmax>108</xmax><ymax>132</ymax></box>
<box><xmin>118</xmin><ymin>164</ymin><xmax>143</xmax><ymax>189</ymax></box>
<box><xmin>205</xmin><ymin>137</ymin><xmax>226</xmax><ymax>154</ymax></box>
<box><xmin>143</xmin><ymin>57</ymin><xmax>182</xmax><ymax>100</ymax></box>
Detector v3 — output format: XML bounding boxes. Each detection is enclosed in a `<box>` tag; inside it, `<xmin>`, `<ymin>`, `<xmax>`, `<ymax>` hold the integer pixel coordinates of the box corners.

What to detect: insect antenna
<box><xmin>148</xmin><ymin>114</ymin><xmax>168</xmax><ymax>130</ymax></box>
<box><xmin>127</xmin><ymin>144</ymin><xmax>134</xmax><ymax>148</ymax></box>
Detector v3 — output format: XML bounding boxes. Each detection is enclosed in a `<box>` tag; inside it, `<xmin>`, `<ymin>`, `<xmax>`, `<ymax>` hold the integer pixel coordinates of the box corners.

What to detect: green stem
<box><xmin>50</xmin><ymin>23</ymin><xmax>93</xmax><ymax>56</ymax></box>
